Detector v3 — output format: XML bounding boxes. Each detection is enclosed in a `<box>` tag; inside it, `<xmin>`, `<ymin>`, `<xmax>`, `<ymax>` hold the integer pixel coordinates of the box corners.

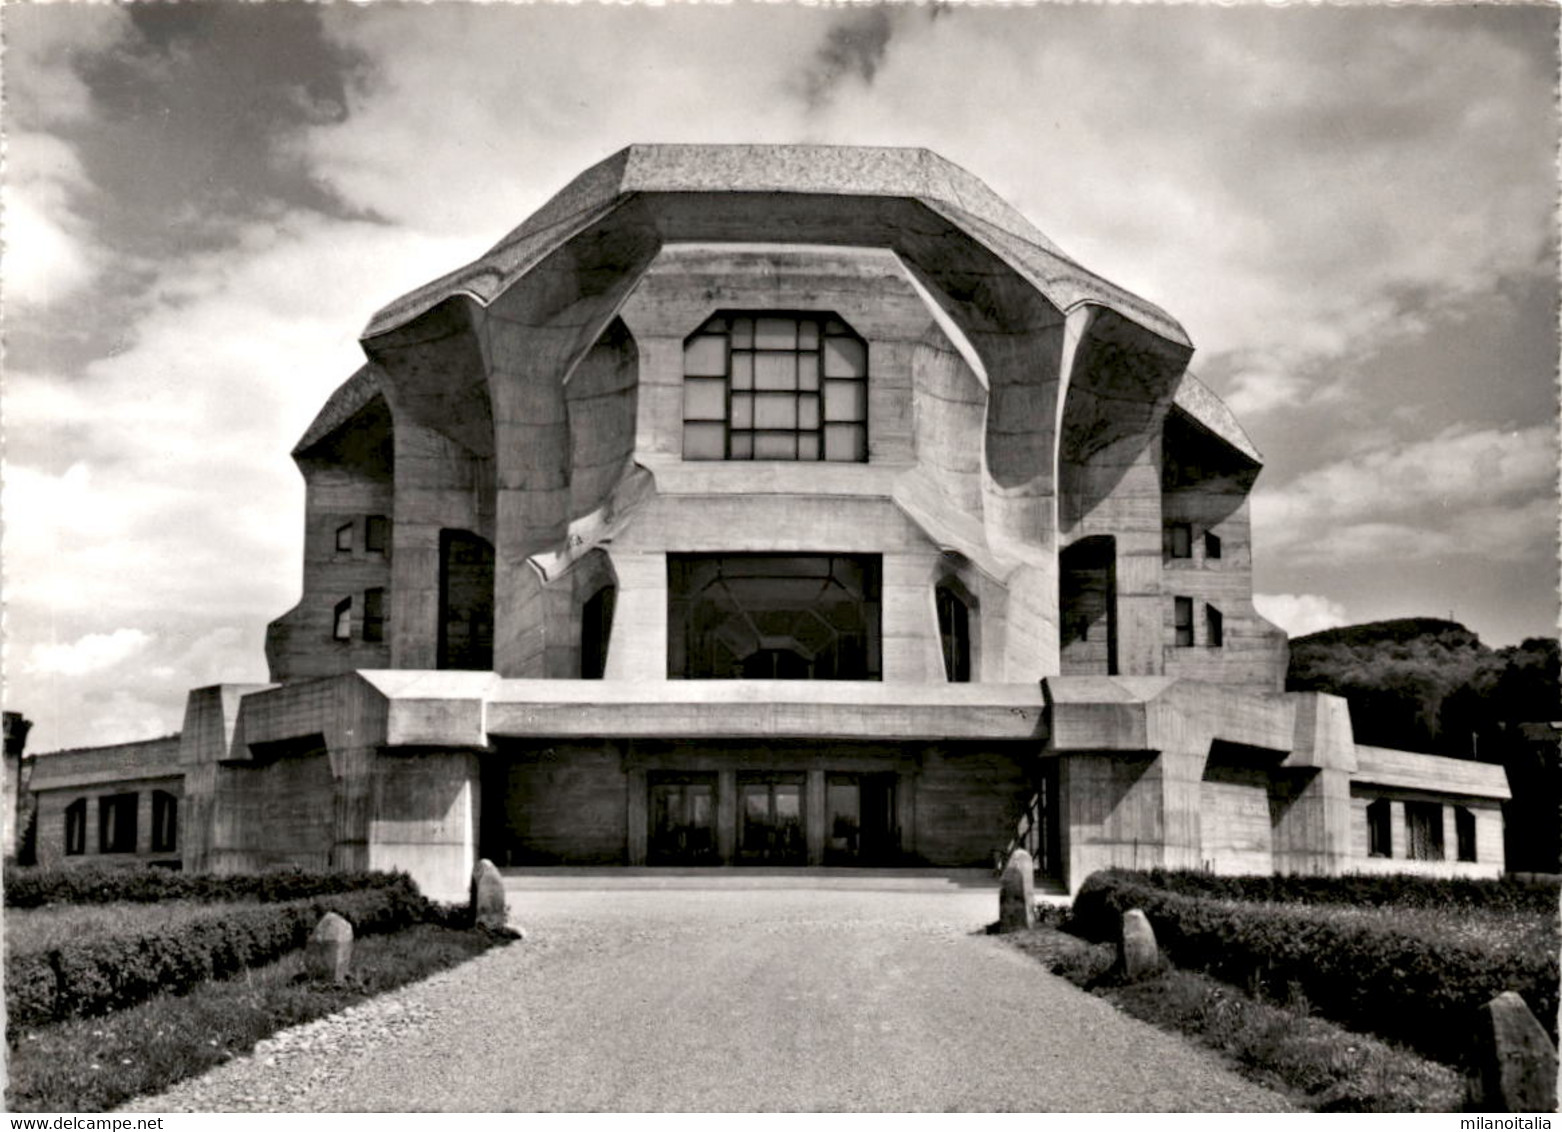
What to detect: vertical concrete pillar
<box><xmin>806</xmin><ymin>769</ymin><xmax>826</xmax><ymax>866</ymax></box>
<box><xmin>331</xmin><ymin>745</ymin><xmax>375</xmax><ymax>874</ymax></box>
<box><xmin>367</xmin><ymin>750</ymin><xmax>480</xmax><ymax>903</ymax></box>
<box><xmin>716</xmin><ymin>768</ymin><xmax>737</xmax><ymax>863</ymax></box>
<box><xmin>626</xmin><ymin>768</ymin><xmax>648</xmax><ymax>866</ymax></box>
<box><xmin>605</xmin><ymin>549</ymin><xmax>667</xmax><ymax>681</ymax></box>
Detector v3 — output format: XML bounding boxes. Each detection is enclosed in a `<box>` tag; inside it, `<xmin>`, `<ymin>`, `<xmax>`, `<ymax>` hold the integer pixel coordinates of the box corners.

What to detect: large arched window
<box><xmin>682</xmin><ymin>313</ymin><xmax>867</xmax><ymax>462</ymax></box>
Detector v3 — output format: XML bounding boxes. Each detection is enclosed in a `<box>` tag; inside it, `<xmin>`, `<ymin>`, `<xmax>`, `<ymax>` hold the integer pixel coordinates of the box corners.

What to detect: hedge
<box><xmin>3</xmin><ymin>863</ymin><xmax>417</xmax><ymax>909</ymax></box>
<box><xmin>5</xmin><ymin>879</ymin><xmax>431</xmax><ymax>1035</ymax></box>
<box><xmin>1071</xmin><ymin>870</ymin><xmax>1559</xmax><ymax>1066</ymax></box>
<box><xmin>1100</xmin><ymin>867</ymin><xmax>1560</xmax><ymax>914</ymax></box>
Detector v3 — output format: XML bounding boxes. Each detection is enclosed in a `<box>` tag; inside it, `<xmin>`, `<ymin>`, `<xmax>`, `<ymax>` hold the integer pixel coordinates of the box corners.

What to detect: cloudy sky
<box><xmin>5</xmin><ymin>2</ymin><xmax>1557</xmax><ymax>754</ymax></box>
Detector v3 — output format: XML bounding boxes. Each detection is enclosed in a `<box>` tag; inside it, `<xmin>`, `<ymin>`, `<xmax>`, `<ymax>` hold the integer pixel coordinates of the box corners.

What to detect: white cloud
<box><xmin>1253</xmin><ymin>424</ymin><xmax>1557</xmax><ymax>565</ymax></box>
<box><xmin>26</xmin><ymin>628</ymin><xmax>153</xmax><ymax>677</ymax></box>
<box><xmin>1253</xmin><ymin>593</ymin><xmax>1350</xmax><ymax>638</ymax></box>
<box><xmin>3</xmin><ymin>132</ymin><xmax>102</xmax><ymax>308</ymax></box>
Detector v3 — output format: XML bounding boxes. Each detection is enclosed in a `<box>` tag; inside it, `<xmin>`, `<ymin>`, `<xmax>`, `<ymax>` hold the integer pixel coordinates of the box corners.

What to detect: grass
<box><xmin>6</xmin><ymin>923</ymin><xmax>514</xmax><ymax>1113</ymax></box>
<box><xmin>1004</xmin><ymin>922</ymin><xmax>1469</xmax><ymax>1112</ymax></box>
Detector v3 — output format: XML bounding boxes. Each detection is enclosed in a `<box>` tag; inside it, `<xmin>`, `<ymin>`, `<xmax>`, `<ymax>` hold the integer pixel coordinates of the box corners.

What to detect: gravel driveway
<box><xmin>125</xmin><ymin>875</ymin><xmax>1290</xmax><ymax>1112</ymax></box>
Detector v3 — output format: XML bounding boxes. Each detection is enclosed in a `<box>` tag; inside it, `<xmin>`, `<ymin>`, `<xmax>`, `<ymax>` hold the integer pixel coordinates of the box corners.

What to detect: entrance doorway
<box><xmin>737</xmin><ymin>775</ymin><xmax>806</xmax><ymax>863</ymax></box>
<box><xmin>649</xmin><ymin>774</ymin><xmax>717</xmax><ymax>864</ymax></box>
<box><xmin>825</xmin><ymin>773</ymin><xmax>899</xmax><ymax>864</ymax></box>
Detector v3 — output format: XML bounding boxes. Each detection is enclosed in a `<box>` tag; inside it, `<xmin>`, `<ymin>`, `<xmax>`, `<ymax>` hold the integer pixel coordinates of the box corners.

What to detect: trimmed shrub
<box><xmin>3</xmin><ymin>863</ymin><xmax>416</xmax><ymax>909</ymax></box>
<box><xmin>1106</xmin><ymin>868</ymin><xmax>1559</xmax><ymax>914</ymax></box>
<box><xmin>6</xmin><ymin>879</ymin><xmax>431</xmax><ymax>1035</ymax></box>
<box><xmin>1071</xmin><ymin>870</ymin><xmax>1559</xmax><ymax>1065</ymax></box>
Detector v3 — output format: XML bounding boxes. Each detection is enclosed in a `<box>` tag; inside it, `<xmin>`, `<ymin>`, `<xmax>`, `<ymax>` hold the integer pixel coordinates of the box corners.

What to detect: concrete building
<box><xmin>25</xmin><ymin>146</ymin><xmax>1509</xmax><ymax>899</ymax></box>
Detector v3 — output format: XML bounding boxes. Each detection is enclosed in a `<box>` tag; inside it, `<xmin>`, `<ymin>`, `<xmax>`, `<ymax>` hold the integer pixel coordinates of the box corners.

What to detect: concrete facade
<box><xmin>27</xmin><ymin>146</ymin><xmax>1510</xmax><ymax>899</ymax></box>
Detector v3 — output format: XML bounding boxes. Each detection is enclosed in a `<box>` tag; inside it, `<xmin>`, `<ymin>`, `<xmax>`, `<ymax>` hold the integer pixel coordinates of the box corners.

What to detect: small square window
<box><xmin>363</xmin><ymin>588</ymin><xmax>386</xmax><ymax>644</ymax></box>
<box><xmin>335</xmin><ymin>522</ymin><xmax>354</xmax><ymax>553</ymax></box>
<box><xmin>334</xmin><ymin>597</ymin><xmax>352</xmax><ymax>641</ymax></box>
<box><xmin>1205</xmin><ymin>531</ymin><xmax>1222</xmax><ymax>560</ymax></box>
<box><xmin>1206</xmin><ymin>605</ymin><xmax>1224</xmax><ymax>648</ymax></box>
<box><xmin>1167</xmin><ymin>523</ymin><xmax>1192</xmax><ymax>559</ymax></box>
<box><xmin>1173</xmin><ymin>596</ymin><xmax>1194</xmax><ymax>647</ymax></box>
<box><xmin>365</xmin><ymin>515</ymin><xmax>389</xmax><ymax>554</ymax></box>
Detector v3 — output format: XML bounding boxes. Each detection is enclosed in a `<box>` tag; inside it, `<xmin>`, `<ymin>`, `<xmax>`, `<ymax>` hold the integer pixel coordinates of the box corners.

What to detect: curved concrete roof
<box><xmin>1171</xmin><ymin>372</ymin><xmax>1263</xmax><ymax>465</ymax></box>
<box><xmin>361</xmin><ymin>144</ymin><xmax>1189</xmax><ymax>348</ymax></box>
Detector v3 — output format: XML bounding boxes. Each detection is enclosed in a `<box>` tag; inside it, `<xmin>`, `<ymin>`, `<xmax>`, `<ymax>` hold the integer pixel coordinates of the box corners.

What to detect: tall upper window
<box><xmin>1166</xmin><ymin>522</ymin><xmax>1192</xmax><ymax>560</ymax></box>
<box><xmin>1173</xmin><ymin>596</ymin><xmax>1194</xmax><ymax>647</ymax></box>
<box><xmin>365</xmin><ymin>515</ymin><xmax>390</xmax><ymax>554</ymax></box>
<box><xmin>683</xmin><ymin>313</ymin><xmax>867</xmax><ymax>463</ymax></box>
<box><xmin>936</xmin><ymin>583</ymin><xmax>972</xmax><ymax>683</ymax></box>
<box><xmin>363</xmin><ymin>588</ymin><xmax>386</xmax><ymax>644</ymax></box>
<box><xmin>1206</xmin><ymin>605</ymin><xmax>1224</xmax><ymax>648</ymax></box>
<box><xmin>333</xmin><ymin>597</ymin><xmax>352</xmax><ymax>641</ymax></box>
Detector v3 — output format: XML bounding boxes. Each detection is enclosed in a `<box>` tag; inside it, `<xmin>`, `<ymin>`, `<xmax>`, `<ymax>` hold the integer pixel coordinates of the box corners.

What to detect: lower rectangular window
<box><xmin>99</xmin><ymin>793</ymin><xmax>138</xmax><ymax>854</ymax></box>
<box><xmin>1455</xmin><ymin>806</ymin><xmax>1477</xmax><ymax>862</ymax></box>
<box><xmin>152</xmin><ymin>790</ymin><xmax>178</xmax><ymax>853</ymax></box>
<box><xmin>1406</xmin><ymin>801</ymin><xmax>1444</xmax><ymax>861</ymax></box>
<box><xmin>64</xmin><ymin>798</ymin><xmax>87</xmax><ymax>856</ymax></box>
<box><xmin>1367</xmin><ymin>797</ymin><xmax>1392</xmax><ymax>857</ymax></box>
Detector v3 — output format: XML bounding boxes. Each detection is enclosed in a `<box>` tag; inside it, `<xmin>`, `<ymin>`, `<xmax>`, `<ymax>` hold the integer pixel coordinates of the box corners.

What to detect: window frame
<box><xmin>1167</xmin><ymin>522</ymin><xmax>1193</xmax><ymax>560</ymax></box>
<box><xmin>1406</xmin><ymin>800</ymin><xmax>1445</xmax><ymax>861</ymax></box>
<box><xmin>1173</xmin><ymin>596</ymin><xmax>1195</xmax><ymax>647</ymax></box>
<box><xmin>1367</xmin><ymin>797</ymin><xmax>1392</xmax><ymax>858</ymax></box>
<box><xmin>936</xmin><ymin>582</ymin><xmax>972</xmax><ymax>683</ymax></box>
<box><xmin>1206</xmin><ymin>604</ymin><xmax>1224</xmax><ymax>648</ymax></box>
<box><xmin>64</xmin><ymin>797</ymin><xmax>87</xmax><ymax>856</ymax></box>
<box><xmin>335</xmin><ymin>522</ymin><xmax>354</xmax><ymax>553</ymax></box>
<box><xmin>98</xmin><ymin>792</ymin><xmax>138</xmax><ymax>855</ymax></box>
<box><xmin>682</xmin><ymin>312</ymin><xmax>868</xmax><ymax>463</ymax></box>
<box><xmin>1204</xmin><ymin>531</ymin><xmax>1222</xmax><ymax>560</ymax></box>
<box><xmin>1455</xmin><ymin>805</ymin><xmax>1477</xmax><ymax>862</ymax></box>
<box><xmin>365</xmin><ymin>515</ymin><xmax>389</xmax><ymax>555</ymax></box>
<box><xmin>362</xmin><ymin>587</ymin><xmax>386</xmax><ymax>644</ymax></box>
<box><xmin>333</xmin><ymin>597</ymin><xmax>352</xmax><ymax>642</ymax></box>
<box><xmin>152</xmin><ymin>790</ymin><xmax>178</xmax><ymax>854</ymax></box>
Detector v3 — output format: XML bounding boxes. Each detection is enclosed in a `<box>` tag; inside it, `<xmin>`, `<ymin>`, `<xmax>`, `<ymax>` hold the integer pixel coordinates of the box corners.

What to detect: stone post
<box><xmin>1118</xmin><ymin>908</ymin><xmax>1159</xmax><ymax>981</ymax></box>
<box><xmin>998</xmin><ymin>848</ymin><xmax>1035</xmax><ymax>932</ymax></box>
<box><xmin>471</xmin><ymin>857</ymin><xmax>508</xmax><ymax>931</ymax></box>
<box><xmin>1472</xmin><ymin>991</ymin><xmax>1558</xmax><ymax>1112</ymax></box>
<box><xmin>306</xmin><ymin>912</ymin><xmax>354</xmax><ymax>983</ymax></box>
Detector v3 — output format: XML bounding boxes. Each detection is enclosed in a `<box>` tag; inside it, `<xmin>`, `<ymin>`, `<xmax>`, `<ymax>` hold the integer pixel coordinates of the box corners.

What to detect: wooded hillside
<box><xmin>1286</xmin><ymin>618</ymin><xmax>1559</xmax><ymax>871</ymax></box>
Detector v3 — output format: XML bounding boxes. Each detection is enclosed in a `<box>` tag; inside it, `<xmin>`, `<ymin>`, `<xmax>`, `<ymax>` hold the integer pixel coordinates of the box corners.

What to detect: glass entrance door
<box><xmin>649</xmin><ymin>775</ymin><xmax>716</xmax><ymax>864</ymax></box>
<box><xmin>825</xmin><ymin>772</ymin><xmax>899</xmax><ymax>864</ymax></box>
<box><xmin>737</xmin><ymin>777</ymin><xmax>805</xmax><ymax>863</ymax></box>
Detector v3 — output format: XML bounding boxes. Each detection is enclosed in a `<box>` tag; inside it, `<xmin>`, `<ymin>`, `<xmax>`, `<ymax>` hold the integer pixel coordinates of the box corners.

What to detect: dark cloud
<box><xmin>797</xmin><ymin>8</ymin><xmax>900</xmax><ymax>111</ymax></box>
<box><xmin>62</xmin><ymin>4</ymin><xmax>372</xmax><ymax>255</ymax></box>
